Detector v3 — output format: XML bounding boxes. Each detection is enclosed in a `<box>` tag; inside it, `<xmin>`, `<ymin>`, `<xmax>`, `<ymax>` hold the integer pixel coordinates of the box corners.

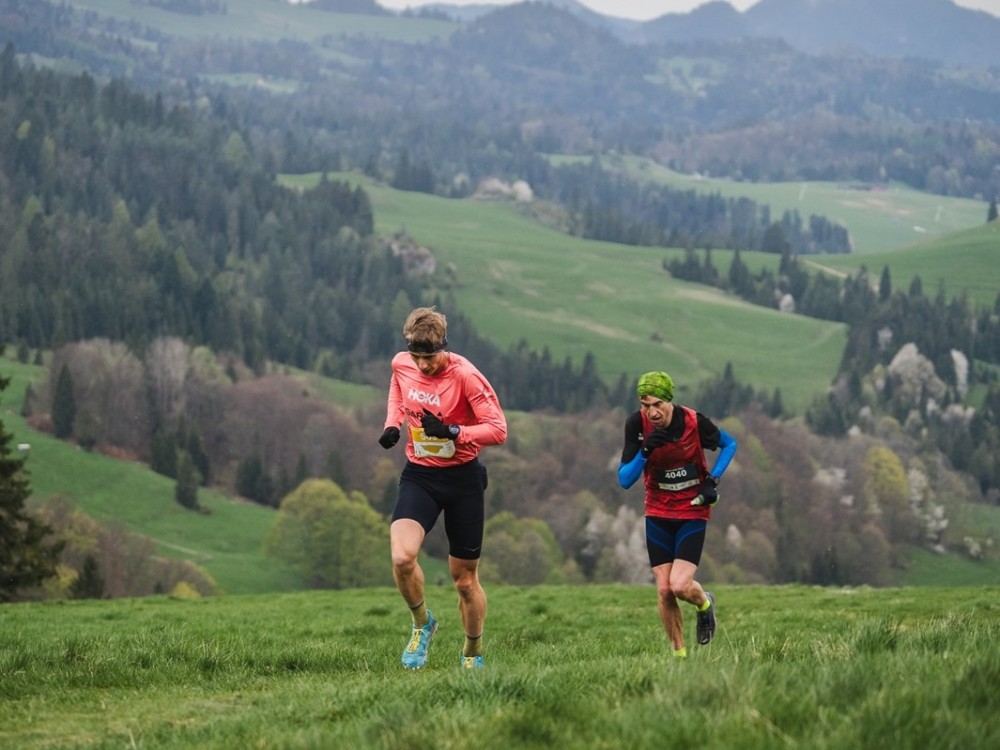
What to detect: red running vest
<box><xmin>641</xmin><ymin>406</ymin><xmax>712</xmax><ymax>520</ymax></box>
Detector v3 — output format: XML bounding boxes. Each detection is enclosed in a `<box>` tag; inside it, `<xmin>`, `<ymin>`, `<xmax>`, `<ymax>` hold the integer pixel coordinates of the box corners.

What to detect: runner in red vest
<box><xmin>378</xmin><ymin>307</ymin><xmax>507</xmax><ymax>670</ymax></box>
<box><xmin>618</xmin><ymin>371</ymin><xmax>737</xmax><ymax>658</ymax></box>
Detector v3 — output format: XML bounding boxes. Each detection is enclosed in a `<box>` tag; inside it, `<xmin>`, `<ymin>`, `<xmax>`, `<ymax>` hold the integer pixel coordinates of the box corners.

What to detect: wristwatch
<box><xmin>447</xmin><ymin>424</ymin><xmax>460</xmax><ymax>439</ymax></box>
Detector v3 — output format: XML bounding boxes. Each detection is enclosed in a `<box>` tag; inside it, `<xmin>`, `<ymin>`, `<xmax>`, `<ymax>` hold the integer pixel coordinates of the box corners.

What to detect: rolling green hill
<box><xmin>571</xmin><ymin>155</ymin><xmax>992</xmax><ymax>257</ymax></box>
<box><xmin>809</xmin><ymin>221</ymin><xmax>1000</xmax><ymax>310</ymax></box>
<box><xmin>282</xmin><ymin>172</ymin><xmax>848</xmax><ymax>413</ymax></box>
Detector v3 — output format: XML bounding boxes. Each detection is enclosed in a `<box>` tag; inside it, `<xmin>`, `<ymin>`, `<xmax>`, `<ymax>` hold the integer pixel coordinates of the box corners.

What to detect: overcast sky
<box><xmin>374</xmin><ymin>0</ymin><xmax>1000</xmax><ymax>21</ymax></box>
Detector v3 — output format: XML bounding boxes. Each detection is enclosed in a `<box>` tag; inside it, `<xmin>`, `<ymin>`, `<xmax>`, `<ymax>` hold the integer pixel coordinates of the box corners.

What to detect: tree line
<box><xmin>5</xmin><ymin>340</ymin><xmax>992</xmax><ymax>602</ymax></box>
<box><xmin>544</xmin><ymin>159</ymin><xmax>850</xmax><ymax>254</ymax></box>
<box><xmin>0</xmin><ymin>50</ymin><xmax>615</xmax><ymax>413</ymax></box>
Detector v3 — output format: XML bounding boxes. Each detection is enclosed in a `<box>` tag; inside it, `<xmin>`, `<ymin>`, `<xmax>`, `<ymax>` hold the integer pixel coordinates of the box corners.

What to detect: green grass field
<box><xmin>2</xmin><ymin>584</ymin><xmax>998</xmax><ymax>749</ymax></box>
<box><xmin>902</xmin><ymin>546</ymin><xmax>1000</xmax><ymax>587</ymax></box>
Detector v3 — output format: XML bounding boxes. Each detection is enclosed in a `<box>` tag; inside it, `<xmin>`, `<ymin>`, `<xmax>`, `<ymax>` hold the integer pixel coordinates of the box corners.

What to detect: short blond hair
<box><xmin>403</xmin><ymin>307</ymin><xmax>447</xmax><ymax>348</ymax></box>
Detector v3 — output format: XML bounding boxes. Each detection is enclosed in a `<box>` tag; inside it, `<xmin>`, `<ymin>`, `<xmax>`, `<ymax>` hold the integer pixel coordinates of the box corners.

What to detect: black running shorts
<box><xmin>392</xmin><ymin>459</ymin><xmax>488</xmax><ymax>560</ymax></box>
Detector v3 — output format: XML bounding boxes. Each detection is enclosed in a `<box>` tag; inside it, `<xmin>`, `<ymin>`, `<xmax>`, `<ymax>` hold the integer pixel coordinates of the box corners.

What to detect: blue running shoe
<box><xmin>401</xmin><ymin>611</ymin><xmax>437</xmax><ymax>670</ymax></box>
<box><xmin>460</xmin><ymin>655</ymin><xmax>485</xmax><ymax>669</ymax></box>
<box><xmin>696</xmin><ymin>592</ymin><xmax>716</xmax><ymax>645</ymax></box>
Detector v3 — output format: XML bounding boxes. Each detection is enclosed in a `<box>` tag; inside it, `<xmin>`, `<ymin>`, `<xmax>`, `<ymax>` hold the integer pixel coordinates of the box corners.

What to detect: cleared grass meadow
<box><xmin>282</xmin><ymin>172</ymin><xmax>848</xmax><ymax>413</ymax></box>
<box><xmin>579</xmin><ymin>156</ymin><xmax>990</xmax><ymax>256</ymax></box>
<box><xmin>2</xmin><ymin>584</ymin><xmax>998</xmax><ymax>749</ymax></box>
<box><xmin>555</xmin><ymin>157</ymin><xmax>999</xmax><ymax>309</ymax></box>
<box><xmin>811</xmin><ymin>221</ymin><xmax>1000</xmax><ymax>310</ymax></box>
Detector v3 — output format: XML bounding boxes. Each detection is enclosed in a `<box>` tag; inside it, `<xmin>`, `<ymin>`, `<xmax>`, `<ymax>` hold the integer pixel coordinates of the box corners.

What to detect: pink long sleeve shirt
<box><xmin>384</xmin><ymin>351</ymin><xmax>507</xmax><ymax>467</ymax></box>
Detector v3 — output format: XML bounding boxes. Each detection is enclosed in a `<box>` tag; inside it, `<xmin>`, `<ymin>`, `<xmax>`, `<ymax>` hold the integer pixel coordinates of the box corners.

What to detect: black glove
<box><xmin>691</xmin><ymin>476</ymin><xmax>719</xmax><ymax>507</ymax></box>
<box><xmin>421</xmin><ymin>408</ymin><xmax>459</xmax><ymax>440</ymax></box>
<box><xmin>378</xmin><ymin>426</ymin><xmax>400</xmax><ymax>449</ymax></box>
<box><xmin>641</xmin><ymin>427</ymin><xmax>674</xmax><ymax>457</ymax></box>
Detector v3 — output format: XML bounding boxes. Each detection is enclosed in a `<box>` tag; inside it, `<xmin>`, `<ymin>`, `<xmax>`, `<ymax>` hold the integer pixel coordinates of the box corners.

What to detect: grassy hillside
<box><xmin>902</xmin><ymin>546</ymin><xmax>1000</xmax><ymax>587</ymax></box>
<box><xmin>587</xmin><ymin>155</ymin><xmax>991</xmax><ymax>257</ymax></box>
<box><xmin>1</xmin><ymin>355</ymin><xmax>307</xmax><ymax>595</ymax></box>
<box><xmin>283</xmin><ymin>172</ymin><xmax>847</xmax><ymax>413</ymax></box>
<box><xmin>2</xmin><ymin>584</ymin><xmax>998</xmax><ymax>749</ymax></box>
<box><xmin>809</xmin><ymin>221</ymin><xmax>1000</xmax><ymax>310</ymax></box>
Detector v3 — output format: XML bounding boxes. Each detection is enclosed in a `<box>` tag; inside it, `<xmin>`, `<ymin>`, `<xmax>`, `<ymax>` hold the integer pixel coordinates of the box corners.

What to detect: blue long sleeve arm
<box><xmin>618</xmin><ymin>451</ymin><xmax>646</xmax><ymax>489</ymax></box>
<box><xmin>709</xmin><ymin>429</ymin><xmax>737</xmax><ymax>479</ymax></box>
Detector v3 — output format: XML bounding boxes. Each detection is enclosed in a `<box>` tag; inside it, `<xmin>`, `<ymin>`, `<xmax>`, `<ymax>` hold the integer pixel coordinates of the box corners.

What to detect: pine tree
<box><xmin>1</xmin><ymin>359</ymin><xmax>64</xmax><ymax>601</ymax></box>
<box><xmin>150</xmin><ymin>428</ymin><xmax>178</xmax><ymax>478</ymax></box>
<box><xmin>174</xmin><ymin>449</ymin><xmax>201</xmax><ymax>511</ymax></box>
<box><xmin>69</xmin><ymin>554</ymin><xmax>104</xmax><ymax>599</ymax></box>
<box><xmin>52</xmin><ymin>364</ymin><xmax>76</xmax><ymax>439</ymax></box>
<box><xmin>879</xmin><ymin>266</ymin><xmax>892</xmax><ymax>302</ymax></box>
<box><xmin>186</xmin><ymin>430</ymin><xmax>211</xmax><ymax>486</ymax></box>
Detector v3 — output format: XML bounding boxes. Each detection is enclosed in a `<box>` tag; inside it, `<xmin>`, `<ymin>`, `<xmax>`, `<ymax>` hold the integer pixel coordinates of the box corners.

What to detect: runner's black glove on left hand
<box><xmin>691</xmin><ymin>476</ymin><xmax>719</xmax><ymax>507</ymax></box>
<box><xmin>421</xmin><ymin>409</ymin><xmax>458</xmax><ymax>439</ymax></box>
<box><xmin>378</xmin><ymin>426</ymin><xmax>400</xmax><ymax>449</ymax></box>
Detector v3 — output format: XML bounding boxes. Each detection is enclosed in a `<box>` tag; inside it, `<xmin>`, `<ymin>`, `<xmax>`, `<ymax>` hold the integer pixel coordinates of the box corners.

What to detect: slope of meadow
<box><xmin>283</xmin><ymin>172</ymin><xmax>848</xmax><ymax>413</ymax></box>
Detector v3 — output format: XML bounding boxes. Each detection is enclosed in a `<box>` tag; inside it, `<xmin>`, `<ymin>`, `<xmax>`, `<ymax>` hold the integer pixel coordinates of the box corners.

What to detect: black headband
<box><xmin>406</xmin><ymin>336</ymin><xmax>447</xmax><ymax>354</ymax></box>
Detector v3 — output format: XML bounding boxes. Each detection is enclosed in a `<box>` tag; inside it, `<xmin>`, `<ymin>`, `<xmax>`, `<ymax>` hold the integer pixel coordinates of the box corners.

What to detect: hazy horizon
<box><xmin>370</xmin><ymin>0</ymin><xmax>1000</xmax><ymax>22</ymax></box>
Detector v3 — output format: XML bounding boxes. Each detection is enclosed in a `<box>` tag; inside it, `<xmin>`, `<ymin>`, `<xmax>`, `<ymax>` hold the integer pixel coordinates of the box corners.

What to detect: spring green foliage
<box><xmin>263</xmin><ymin>479</ymin><xmax>392</xmax><ymax>589</ymax></box>
<box><xmin>483</xmin><ymin>512</ymin><xmax>564</xmax><ymax>585</ymax></box>
<box><xmin>1</xmin><ymin>585</ymin><xmax>998</xmax><ymax>749</ymax></box>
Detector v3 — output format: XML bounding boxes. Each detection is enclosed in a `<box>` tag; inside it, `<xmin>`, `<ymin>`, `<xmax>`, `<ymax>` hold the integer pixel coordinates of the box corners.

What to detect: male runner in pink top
<box><xmin>378</xmin><ymin>307</ymin><xmax>507</xmax><ymax>670</ymax></box>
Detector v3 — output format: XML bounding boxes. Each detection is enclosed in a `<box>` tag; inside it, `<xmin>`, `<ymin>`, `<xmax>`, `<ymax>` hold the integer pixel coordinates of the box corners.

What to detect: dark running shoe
<box><xmin>696</xmin><ymin>592</ymin><xmax>716</xmax><ymax>645</ymax></box>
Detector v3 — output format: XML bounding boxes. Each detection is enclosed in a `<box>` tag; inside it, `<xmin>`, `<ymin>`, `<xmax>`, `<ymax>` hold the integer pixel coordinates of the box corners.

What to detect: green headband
<box><xmin>636</xmin><ymin>371</ymin><xmax>674</xmax><ymax>402</ymax></box>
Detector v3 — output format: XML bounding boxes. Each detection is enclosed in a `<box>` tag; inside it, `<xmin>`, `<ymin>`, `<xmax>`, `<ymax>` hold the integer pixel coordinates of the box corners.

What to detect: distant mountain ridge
<box><xmin>398</xmin><ymin>0</ymin><xmax>1000</xmax><ymax>68</ymax></box>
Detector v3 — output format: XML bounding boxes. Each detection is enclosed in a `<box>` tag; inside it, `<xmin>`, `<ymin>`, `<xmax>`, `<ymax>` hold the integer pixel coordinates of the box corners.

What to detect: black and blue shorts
<box><xmin>645</xmin><ymin>516</ymin><xmax>707</xmax><ymax>568</ymax></box>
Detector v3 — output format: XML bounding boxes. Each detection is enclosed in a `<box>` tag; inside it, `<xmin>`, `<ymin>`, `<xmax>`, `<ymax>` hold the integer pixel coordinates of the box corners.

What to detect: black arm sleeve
<box><xmin>620</xmin><ymin>411</ymin><xmax>643</xmax><ymax>463</ymax></box>
<box><xmin>696</xmin><ymin>412</ymin><xmax>722</xmax><ymax>451</ymax></box>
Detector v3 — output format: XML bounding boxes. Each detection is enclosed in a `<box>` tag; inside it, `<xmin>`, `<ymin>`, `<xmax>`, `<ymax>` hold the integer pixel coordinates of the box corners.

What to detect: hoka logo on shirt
<box><xmin>408</xmin><ymin>387</ymin><xmax>442</xmax><ymax>407</ymax></box>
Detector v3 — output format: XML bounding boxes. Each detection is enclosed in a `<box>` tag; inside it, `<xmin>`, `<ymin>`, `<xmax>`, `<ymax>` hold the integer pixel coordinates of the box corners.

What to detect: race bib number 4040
<box><xmin>654</xmin><ymin>463</ymin><xmax>700</xmax><ymax>491</ymax></box>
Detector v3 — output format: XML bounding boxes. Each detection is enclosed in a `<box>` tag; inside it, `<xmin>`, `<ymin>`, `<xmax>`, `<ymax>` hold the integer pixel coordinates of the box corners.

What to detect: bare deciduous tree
<box><xmin>147</xmin><ymin>336</ymin><xmax>190</xmax><ymax>424</ymax></box>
